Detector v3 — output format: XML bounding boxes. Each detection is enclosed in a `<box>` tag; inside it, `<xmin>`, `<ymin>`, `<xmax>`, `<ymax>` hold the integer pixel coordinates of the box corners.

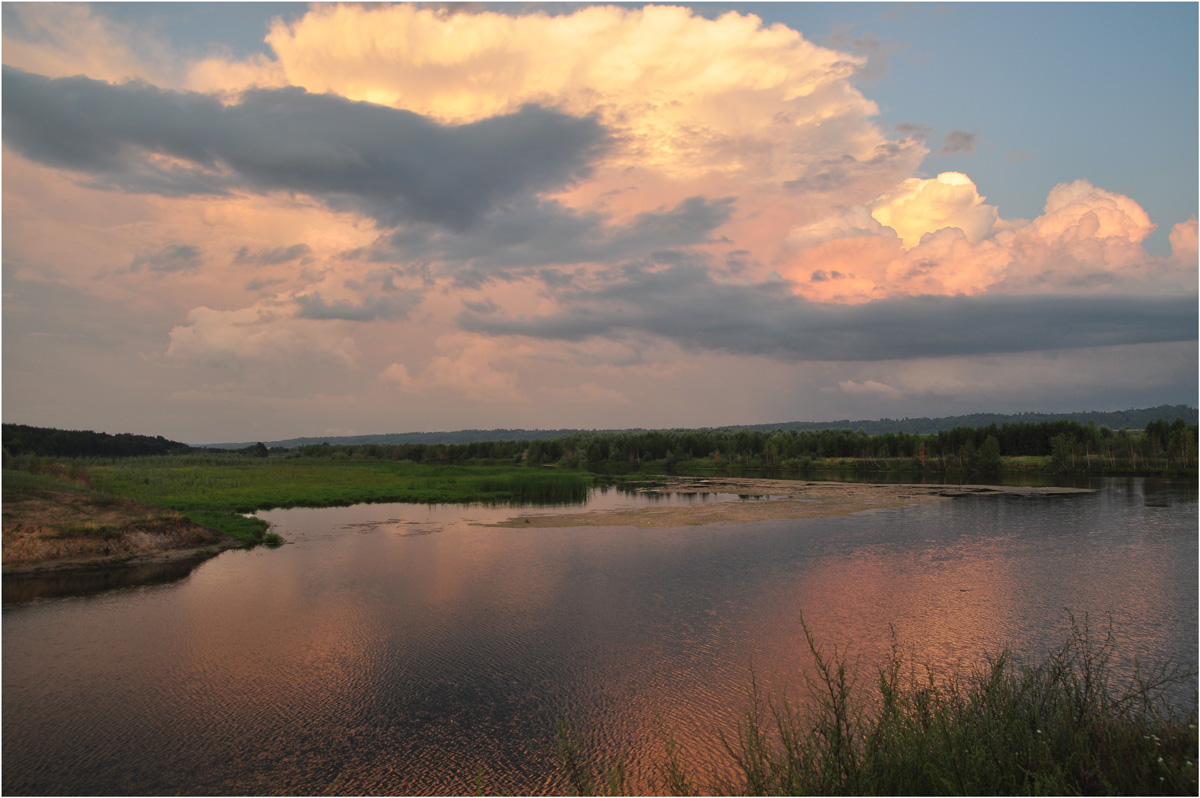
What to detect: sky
<box><xmin>2</xmin><ymin>2</ymin><xmax>1197</xmax><ymax>444</ymax></box>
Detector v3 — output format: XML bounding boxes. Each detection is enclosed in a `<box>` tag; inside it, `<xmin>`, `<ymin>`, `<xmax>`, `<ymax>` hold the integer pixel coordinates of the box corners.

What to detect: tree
<box><xmin>978</xmin><ymin>435</ymin><xmax>1002</xmax><ymax>473</ymax></box>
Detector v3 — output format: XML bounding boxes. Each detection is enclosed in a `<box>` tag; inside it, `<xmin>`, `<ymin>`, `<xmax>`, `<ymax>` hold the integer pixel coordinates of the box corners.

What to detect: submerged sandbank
<box><xmin>488</xmin><ymin>477</ymin><xmax>1093</xmax><ymax>528</ymax></box>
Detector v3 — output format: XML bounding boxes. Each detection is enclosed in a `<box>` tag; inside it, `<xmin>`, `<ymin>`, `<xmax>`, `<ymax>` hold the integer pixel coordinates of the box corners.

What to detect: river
<box><xmin>3</xmin><ymin>476</ymin><xmax>1196</xmax><ymax>794</ymax></box>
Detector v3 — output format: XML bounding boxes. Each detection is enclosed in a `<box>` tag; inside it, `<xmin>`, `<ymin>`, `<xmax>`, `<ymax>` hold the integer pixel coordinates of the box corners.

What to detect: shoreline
<box><xmin>1</xmin><ymin>534</ymin><xmax>246</xmax><ymax>577</ymax></box>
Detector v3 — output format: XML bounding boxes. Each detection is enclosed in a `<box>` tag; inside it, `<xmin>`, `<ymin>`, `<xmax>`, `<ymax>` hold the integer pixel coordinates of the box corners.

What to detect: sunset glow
<box><xmin>3</xmin><ymin>2</ymin><xmax>1195</xmax><ymax>442</ymax></box>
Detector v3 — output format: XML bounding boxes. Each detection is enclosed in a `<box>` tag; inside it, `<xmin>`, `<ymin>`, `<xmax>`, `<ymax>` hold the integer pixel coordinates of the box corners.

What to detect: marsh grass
<box><xmin>87</xmin><ymin>457</ymin><xmax>593</xmax><ymax>512</ymax></box>
<box><xmin>557</xmin><ymin>614</ymin><xmax>1197</xmax><ymax>796</ymax></box>
<box><xmin>182</xmin><ymin>510</ymin><xmax>273</xmax><ymax>546</ymax></box>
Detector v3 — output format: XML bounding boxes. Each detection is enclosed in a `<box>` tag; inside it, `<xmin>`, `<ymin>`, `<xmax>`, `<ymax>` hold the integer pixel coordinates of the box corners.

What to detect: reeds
<box><xmin>558</xmin><ymin>614</ymin><xmax>1197</xmax><ymax>796</ymax></box>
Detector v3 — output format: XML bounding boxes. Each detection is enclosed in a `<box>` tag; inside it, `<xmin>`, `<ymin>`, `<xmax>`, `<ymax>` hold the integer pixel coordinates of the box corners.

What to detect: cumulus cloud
<box><xmin>192</xmin><ymin>4</ymin><xmax>924</xmax><ymax>219</ymax></box>
<box><xmin>3</xmin><ymin>3</ymin><xmax>1194</xmax><ymax>438</ymax></box>
<box><xmin>2</xmin><ymin>65</ymin><xmax>608</xmax><ymax>231</ymax></box>
<box><xmin>870</xmin><ymin>172</ymin><xmax>998</xmax><ymax>248</ymax></box>
<box><xmin>783</xmin><ymin>178</ymin><xmax>1194</xmax><ymax>300</ymax></box>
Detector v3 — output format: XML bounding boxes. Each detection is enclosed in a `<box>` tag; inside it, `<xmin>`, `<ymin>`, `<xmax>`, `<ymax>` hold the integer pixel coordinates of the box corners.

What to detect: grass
<box><xmin>7</xmin><ymin>457</ymin><xmax>594</xmax><ymax>554</ymax></box>
<box><xmin>556</xmin><ymin>614</ymin><xmax>1198</xmax><ymax>796</ymax></box>
<box><xmin>86</xmin><ymin>456</ymin><xmax>594</xmax><ymax>513</ymax></box>
<box><xmin>181</xmin><ymin>510</ymin><xmax>274</xmax><ymax>545</ymax></box>
<box><xmin>76</xmin><ymin>457</ymin><xmax>593</xmax><ymax>547</ymax></box>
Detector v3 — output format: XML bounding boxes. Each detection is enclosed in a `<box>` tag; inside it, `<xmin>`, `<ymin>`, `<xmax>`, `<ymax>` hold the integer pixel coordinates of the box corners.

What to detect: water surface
<box><xmin>4</xmin><ymin>477</ymin><xmax>1196</xmax><ymax>794</ymax></box>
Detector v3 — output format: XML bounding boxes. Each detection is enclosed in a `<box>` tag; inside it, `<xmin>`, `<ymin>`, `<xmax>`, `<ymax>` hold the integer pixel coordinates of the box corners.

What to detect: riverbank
<box><xmin>2</xmin><ymin>471</ymin><xmax>243</xmax><ymax>574</ymax></box>
<box><xmin>490</xmin><ymin>477</ymin><xmax>1093</xmax><ymax>528</ymax></box>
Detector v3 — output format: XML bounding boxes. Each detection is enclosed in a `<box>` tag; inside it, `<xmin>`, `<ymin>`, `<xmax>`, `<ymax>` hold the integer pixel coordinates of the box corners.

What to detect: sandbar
<box><xmin>488</xmin><ymin>477</ymin><xmax>1092</xmax><ymax>528</ymax></box>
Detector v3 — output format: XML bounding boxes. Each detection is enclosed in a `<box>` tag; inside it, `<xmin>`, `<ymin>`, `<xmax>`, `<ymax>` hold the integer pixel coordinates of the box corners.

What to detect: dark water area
<box><xmin>2</xmin><ymin>555</ymin><xmax>215</xmax><ymax>604</ymax></box>
<box><xmin>3</xmin><ymin>477</ymin><xmax>1196</xmax><ymax>795</ymax></box>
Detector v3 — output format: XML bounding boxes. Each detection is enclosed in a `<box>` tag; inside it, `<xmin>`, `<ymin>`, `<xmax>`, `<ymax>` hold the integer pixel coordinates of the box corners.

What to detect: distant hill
<box><xmin>724</xmin><ymin>404</ymin><xmax>1199</xmax><ymax>436</ymax></box>
<box><xmin>198</xmin><ymin>405</ymin><xmax>1197</xmax><ymax>449</ymax></box>
<box><xmin>199</xmin><ymin>427</ymin><xmax>651</xmax><ymax>450</ymax></box>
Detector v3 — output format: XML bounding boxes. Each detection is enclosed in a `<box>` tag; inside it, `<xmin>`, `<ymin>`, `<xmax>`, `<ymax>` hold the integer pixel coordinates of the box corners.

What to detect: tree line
<box><xmin>286</xmin><ymin>418</ymin><xmax>1196</xmax><ymax>474</ymax></box>
<box><xmin>6</xmin><ymin>417</ymin><xmax>1196</xmax><ymax>474</ymax></box>
<box><xmin>2</xmin><ymin>423</ymin><xmax>193</xmax><ymax>459</ymax></box>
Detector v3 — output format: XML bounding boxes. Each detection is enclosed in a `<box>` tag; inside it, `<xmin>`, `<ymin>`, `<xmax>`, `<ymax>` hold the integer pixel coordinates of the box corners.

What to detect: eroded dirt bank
<box><xmin>3</xmin><ymin>479</ymin><xmax>240</xmax><ymax>574</ymax></box>
<box><xmin>489</xmin><ymin>477</ymin><xmax>1093</xmax><ymax>528</ymax></box>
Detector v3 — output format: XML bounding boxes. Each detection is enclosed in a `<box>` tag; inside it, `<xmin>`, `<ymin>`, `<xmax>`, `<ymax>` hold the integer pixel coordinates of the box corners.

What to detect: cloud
<box><xmin>1</xmin><ymin>4</ymin><xmax>168</xmax><ymax>85</ymax></box>
<box><xmin>988</xmin><ymin>179</ymin><xmax>1166</xmax><ymax>292</ymax></box>
<box><xmin>234</xmin><ymin>243</ymin><xmax>312</xmax><ymax>266</ymax></box>
<box><xmin>870</xmin><ymin>171</ymin><xmax>998</xmax><ymax>248</ymax></box>
<box><xmin>459</xmin><ymin>262</ymin><xmax>1196</xmax><ymax>362</ymax></box>
<box><xmin>2</xmin><ymin>65</ymin><xmax>609</xmax><ymax>231</ymax></box>
<box><xmin>836</xmin><ymin>379</ymin><xmax>904</xmax><ymax>397</ymax></box>
<box><xmin>784</xmin><ymin>178</ymin><xmax>1193</xmax><ymax>300</ymax></box>
<box><xmin>192</xmin><ymin>4</ymin><xmax>925</xmax><ymax>220</ymax></box>
<box><xmin>364</xmin><ymin>195</ymin><xmax>736</xmax><ymax>278</ymax></box>
<box><xmin>381</xmin><ymin>334</ymin><xmax>524</xmax><ymax>402</ymax></box>
<box><xmin>294</xmin><ymin>290</ymin><xmax>422</xmax><ymax>322</ymax></box>
<box><xmin>939</xmin><ymin>130</ymin><xmax>976</xmax><ymax>154</ymax></box>
<box><xmin>1169</xmin><ymin>217</ymin><xmax>1198</xmax><ymax>265</ymax></box>
<box><xmin>129</xmin><ymin>243</ymin><xmax>202</xmax><ymax>274</ymax></box>
<box><xmin>166</xmin><ymin>302</ymin><xmax>359</xmax><ymax>368</ymax></box>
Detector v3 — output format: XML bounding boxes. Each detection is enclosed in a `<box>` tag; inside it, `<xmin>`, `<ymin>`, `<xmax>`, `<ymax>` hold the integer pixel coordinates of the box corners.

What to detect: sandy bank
<box><xmin>488</xmin><ymin>477</ymin><xmax>1092</xmax><ymax>528</ymax></box>
<box><xmin>3</xmin><ymin>480</ymin><xmax>243</xmax><ymax>575</ymax></box>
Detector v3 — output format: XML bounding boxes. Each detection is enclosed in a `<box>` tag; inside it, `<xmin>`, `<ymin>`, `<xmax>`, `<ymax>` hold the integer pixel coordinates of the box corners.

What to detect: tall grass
<box><xmin>85</xmin><ymin>457</ymin><xmax>593</xmax><ymax>512</ymax></box>
<box><xmin>558</xmin><ymin>614</ymin><xmax>1197</xmax><ymax>796</ymax></box>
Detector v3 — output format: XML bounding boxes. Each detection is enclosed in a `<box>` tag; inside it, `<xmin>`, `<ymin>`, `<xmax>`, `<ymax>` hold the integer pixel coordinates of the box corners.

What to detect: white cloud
<box><xmin>870</xmin><ymin>172</ymin><xmax>998</xmax><ymax>248</ymax></box>
<box><xmin>381</xmin><ymin>334</ymin><xmax>524</xmax><ymax>403</ymax></box>
<box><xmin>166</xmin><ymin>302</ymin><xmax>359</xmax><ymax>368</ymax></box>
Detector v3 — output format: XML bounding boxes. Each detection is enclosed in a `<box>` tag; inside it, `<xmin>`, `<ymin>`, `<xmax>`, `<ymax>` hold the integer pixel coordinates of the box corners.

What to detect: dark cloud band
<box><xmin>459</xmin><ymin>263</ymin><xmax>1197</xmax><ymax>361</ymax></box>
<box><xmin>2</xmin><ymin>66</ymin><xmax>608</xmax><ymax>231</ymax></box>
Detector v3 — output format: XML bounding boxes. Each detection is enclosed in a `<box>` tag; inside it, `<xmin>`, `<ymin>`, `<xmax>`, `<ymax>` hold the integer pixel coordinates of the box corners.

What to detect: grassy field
<box><xmin>77</xmin><ymin>456</ymin><xmax>592</xmax><ymax>540</ymax></box>
<box><xmin>6</xmin><ymin>457</ymin><xmax>595</xmax><ymax>554</ymax></box>
<box><xmin>557</xmin><ymin>616</ymin><xmax>1198</xmax><ymax>796</ymax></box>
<box><xmin>86</xmin><ymin>456</ymin><xmax>594</xmax><ymax>511</ymax></box>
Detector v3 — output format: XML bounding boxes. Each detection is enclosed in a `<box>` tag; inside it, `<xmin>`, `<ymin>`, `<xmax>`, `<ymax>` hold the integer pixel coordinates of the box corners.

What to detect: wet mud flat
<box><xmin>489</xmin><ymin>477</ymin><xmax>1093</xmax><ymax>528</ymax></box>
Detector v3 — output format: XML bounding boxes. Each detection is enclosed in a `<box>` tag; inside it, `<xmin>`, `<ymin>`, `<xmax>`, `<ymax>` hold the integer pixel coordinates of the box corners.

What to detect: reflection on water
<box><xmin>3</xmin><ymin>478</ymin><xmax>1196</xmax><ymax>795</ymax></box>
<box><xmin>1</xmin><ymin>554</ymin><xmax>217</xmax><ymax>604</ymax></box>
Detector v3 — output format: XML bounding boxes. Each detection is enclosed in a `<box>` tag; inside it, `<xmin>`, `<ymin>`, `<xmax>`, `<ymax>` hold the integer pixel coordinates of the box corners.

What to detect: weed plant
<box><xmin>557</xmin><ymin>614</ymin><xmax>1197</xmax><ymax>796</ymax></box>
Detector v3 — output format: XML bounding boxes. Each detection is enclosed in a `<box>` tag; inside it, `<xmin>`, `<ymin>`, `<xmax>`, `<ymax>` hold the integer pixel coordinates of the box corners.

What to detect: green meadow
<box><xmin>76</xmin><ymin>456</ymin><xmax>593</xmax><ymax>542</ymax></box>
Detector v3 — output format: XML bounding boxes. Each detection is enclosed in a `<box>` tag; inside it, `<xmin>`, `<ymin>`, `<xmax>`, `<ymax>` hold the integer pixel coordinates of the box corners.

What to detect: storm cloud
<box><xmin>2</xmin><ymin>65</ymin><xmax>608</xmax><ymax>231</ymax></box>
<box><xmin>368</xmin><ymin>195</ymin><xmax>736</xmax><ymax>276</ymax></box>
<box><xmin>459</xmin><ymin>263</ymin><xmax>1197</xmax><ymax>362</ymax></box>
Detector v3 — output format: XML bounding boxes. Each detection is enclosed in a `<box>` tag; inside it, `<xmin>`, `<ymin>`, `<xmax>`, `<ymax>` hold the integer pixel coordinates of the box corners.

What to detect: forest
<box><xmin>5</xmin><ymin>415</ymin><xmax>1197</xmax><ymax>475</ymax></box>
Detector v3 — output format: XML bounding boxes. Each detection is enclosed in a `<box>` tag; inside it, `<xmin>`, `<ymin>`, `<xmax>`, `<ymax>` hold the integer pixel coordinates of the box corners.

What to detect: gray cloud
<box><xmin>940</xmin><ymin>129</ymin><xmax>977</xmax><ymax>154</ymax></box>
<box><xmin>784</xmin><ymin>137</ymin><xmax>924</xmax><ymax>195</ymax></box>
<box><xmin>294</xmin><ymin>291</ymin><xmax>423</xmax><ymax>322</ymax></box>
<box><xmin>234</xmin><ymin>244</ymin><xmax>312</xmax><ymax>266</ymax></box>
<box><xmin>129</xmin><ymin>244</ymin><xmax>202</xmax><ymax>273</ymax></box>
<box><xmin>458</xmin><ymin>262</ymin><xmax>1197</xmax><ymax>362</ymax></box>
<box><xmin>2</xmin><ymin>66</ymin><xmax>608</xmax><ymax>231</ymax></box>
<box><xmin>366</xmin><ymin>195</ymin><xmax>735</xmax><ymax>276</ymax></box>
